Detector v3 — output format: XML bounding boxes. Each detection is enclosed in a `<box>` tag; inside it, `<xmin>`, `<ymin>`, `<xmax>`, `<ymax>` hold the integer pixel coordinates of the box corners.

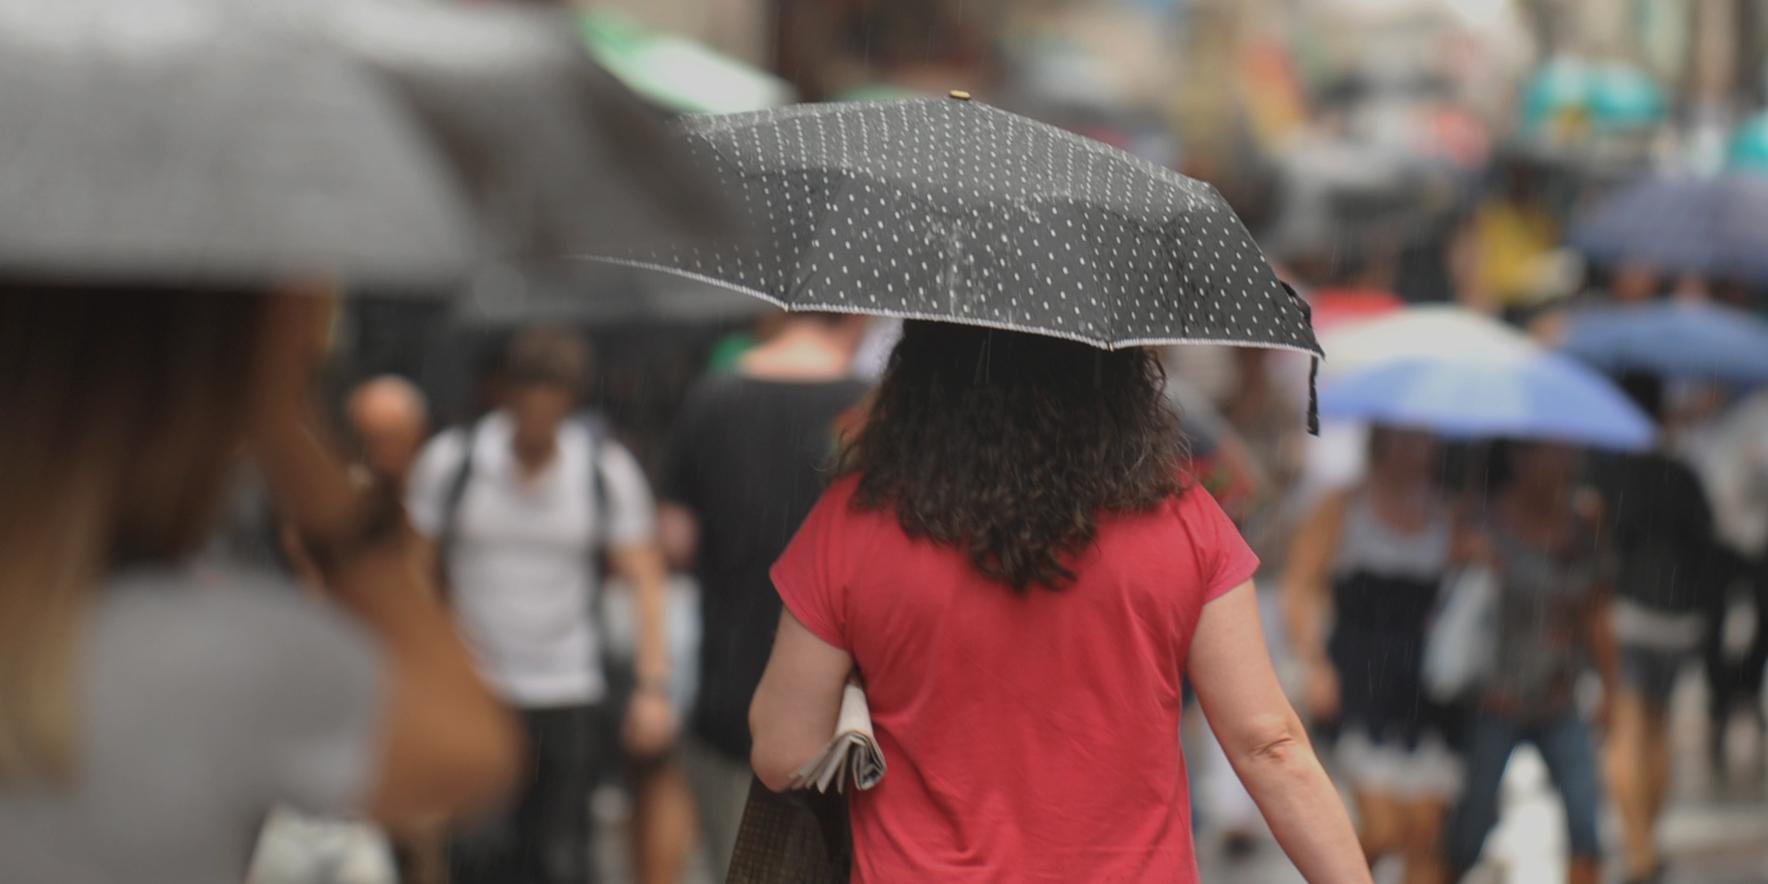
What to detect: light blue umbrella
<box><xmin>1560</xmin><ymin>301</ymin><xmax>1768</xmax><ymax>384</ymax></box>
<box><xmin>1320</xmin><ymin>351</ymin><xmax>1653</xmax><ymax>451</ymax></box>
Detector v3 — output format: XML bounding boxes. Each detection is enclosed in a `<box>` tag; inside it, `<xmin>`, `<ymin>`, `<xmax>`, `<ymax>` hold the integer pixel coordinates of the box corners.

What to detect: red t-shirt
<box><xmin>772</xmin><ymin>477</ymin><xmax>1260</xmax><ymax>883</ymax></box>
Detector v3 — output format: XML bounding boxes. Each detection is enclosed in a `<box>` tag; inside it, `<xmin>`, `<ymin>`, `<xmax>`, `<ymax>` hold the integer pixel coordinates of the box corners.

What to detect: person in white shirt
<box><xmin>407</xmin><ymin>329</ymin><xmax>675</xmax><ymax>884</ymax></box>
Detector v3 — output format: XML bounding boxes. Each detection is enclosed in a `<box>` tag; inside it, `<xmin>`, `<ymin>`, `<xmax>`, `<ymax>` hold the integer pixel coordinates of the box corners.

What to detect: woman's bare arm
<box><xmin>749</xmin><ymin>609</ymin><xmax>852</xmax><ymax>792</ymax></box>
<box><xmin>608</xmin><ymin>542</ymin><xmax>681</xmax><ymax>757</ymax></box>
<box><xmin>1191</xmin><ymin>583</ymin><xmax>1370</xmax><ymax>884</ymax></box>
<box><xmin>1282</xmin><ymin>491</ymin><xmax>1349</xmax><ymax>719</ymax></box>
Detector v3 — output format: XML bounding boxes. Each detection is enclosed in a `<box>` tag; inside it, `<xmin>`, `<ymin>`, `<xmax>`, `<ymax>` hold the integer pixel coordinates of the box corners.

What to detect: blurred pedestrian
<box><xmin>1284</xmin><ymin>426</ymin><xmax>1462</xmax><ymax>884</ymax></box>
<box><xmin>747</xmin><ymin>321</ymin><xmax>1369</xmax><ymax>882</ymax></box>
<box><xmin>658</xmin><ymin>311</ymin><xmax>870</xmax><ymax>880</ymax></box>
<box><xmin>1465</xmin><ymin>156</ymin><xmax>1558</xmax><ymax>316</ymax></box>
<box><xmin>0</xmin><ymin>284</ymin><xmax>520</xmax><ymax>884</ymax></box>
<box><xmin>1596</xmin><ymin>374</ymin><xmax>1725</xmax><ymax>884</ymax></box>
<box><xmin>1680</xmin><ymin>387</ymin><xmax>1768</xmax><ymax>772</ymax></box>
<box><xmin>405</xmin><ymin>328</ymin><xmax>677</xmax><ymax>884</ymax></box>
<box><xmin>1446</xmin><ymin>441</ymin><xmax>1617</xmax><ymax>884</ymax></box>
<box><xmin>346</xmin><ymin>376</ymin><xmax>429</xmax><ymax>494</ymax></box>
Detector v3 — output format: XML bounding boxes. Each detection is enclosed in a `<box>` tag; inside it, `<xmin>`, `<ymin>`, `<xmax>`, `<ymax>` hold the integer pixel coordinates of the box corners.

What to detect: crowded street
<box><xmin>5</xmin><ymin>1</ymin><xmax>1768</xmax><ymax>884</ymax></box>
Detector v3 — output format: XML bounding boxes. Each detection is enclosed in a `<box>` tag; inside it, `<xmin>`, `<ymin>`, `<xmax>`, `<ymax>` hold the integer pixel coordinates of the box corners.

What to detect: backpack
<box><xmin>434</xmin><ymin>411</ymin><xmax>612</xmax><ymax>596</ymax></box>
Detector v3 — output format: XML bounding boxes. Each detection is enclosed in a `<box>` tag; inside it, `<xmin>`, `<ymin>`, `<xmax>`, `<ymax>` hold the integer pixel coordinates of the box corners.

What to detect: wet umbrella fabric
<box><xmin>326</xmin><ymin>1</ymin><xmax>733</xmax><ymax>263</ymax></box>
<box><xmin>1570</xmin><ymin>174</ymin><xmax>1768</xmax><ymax>282</ymax></box>
<box><xmin>0</xmin><ymin>0</ymin><xmax>729</xmax><ymax>291</ymax></box>
<box><xmin>1315</xmin><ymin>305</ymin><xmax>1536</xmax><ymax>380</ymax></box>
<box><xmin>1319</xmin><ymin>350</ymin><xmax>1652</xmax><ymax>451</ymax></box>
<box><xmin>587</xmin><ymin>97</ymin><xmax>1321</xmax><ymax>359</ymax></box>
<box><xmin>449</xmin><ymin>262</ymin><xmax>772</xmax><ymax>328</ymax></box>
<box><xmin>1319</xmin><ymin>309</ymin><xmax>1653</xmax><ymax>451</ymax></box>
<box><xmin>1558</xmin><ymin>300</ymin><xmax>1768</xmax><ymax>385</ymax></box>
<box><xmin>0</xmin><ymin>0</ymin><xmax>473</xmax><ymax>288</ymax></box>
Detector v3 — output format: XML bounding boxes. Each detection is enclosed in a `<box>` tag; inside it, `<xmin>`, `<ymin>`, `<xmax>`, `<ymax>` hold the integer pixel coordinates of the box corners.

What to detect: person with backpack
<box><xmin>406</xmin><ymin>328</ymin><xmax>676</xmax><ymax>884</ymax></box>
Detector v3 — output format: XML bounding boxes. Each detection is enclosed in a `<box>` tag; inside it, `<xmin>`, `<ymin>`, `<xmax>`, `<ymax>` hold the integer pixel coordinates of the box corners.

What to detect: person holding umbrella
<box><xmin>745</xmin><ymin>320</ymin><xmax>1364</xmax><ymax>881</ymax></box>
<box><xmin>0</xmin><ymin>3</ymin><xmax>737</xmax><ymax>882</ymax></box>
<box><xmin>1592</xmin><ymin>374</ymin><xmax>1723</xmax><ymax>884</ymax></box>
<box><xmin>591</xmin><ymin>95</ymin><xmax>1365</xmax><ymax>881</ymax></box>
<box><xmin>1444</xmin><ymin>440</ymin><xmax>1619</xmax><ymax>884</ymax></box>
<box><xmin>0</xmin><ymin>286</ymin><xmax>522</xmax><ymax>884</ymax></box>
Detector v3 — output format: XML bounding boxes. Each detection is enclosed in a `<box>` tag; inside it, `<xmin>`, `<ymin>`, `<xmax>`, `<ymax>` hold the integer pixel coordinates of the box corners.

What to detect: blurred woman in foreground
<box><xmin>1285</xmin><ymin>426</ymin><xmax>1461</xmax><ymax>884</ymax></box>
<box><xmin>747</xmin><ymin>321</ymin><xmax>1368</xmax><ymax>882</ymax></box>
<box><xmin>0</xmin><ymin>283</ymin><xmax>520</xmax><ymax>884</ymax></box>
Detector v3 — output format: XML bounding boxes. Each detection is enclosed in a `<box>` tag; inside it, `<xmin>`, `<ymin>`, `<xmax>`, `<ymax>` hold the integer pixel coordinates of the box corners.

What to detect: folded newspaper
<box><xmin>788</xmin><ymin>682</ymin><xmax>887</xmax><ymax>794</ymax></box>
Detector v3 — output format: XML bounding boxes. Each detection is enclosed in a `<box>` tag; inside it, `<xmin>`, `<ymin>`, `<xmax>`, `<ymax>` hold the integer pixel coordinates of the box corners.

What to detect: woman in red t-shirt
<box><xmin>750</xmin><ymin>321</ymin><xmax>1367</xmax><ymax>883</ymax></box>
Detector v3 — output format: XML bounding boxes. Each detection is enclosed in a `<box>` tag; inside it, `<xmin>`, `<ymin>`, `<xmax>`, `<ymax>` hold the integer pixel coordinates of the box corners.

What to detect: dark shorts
<box><xmin>1620</xmin><ymin>643</ymin><xmax>1689</xmax><ymax>710</ymax></box>
<box><xmin>451</xmin><ymin>702</ymin><xmax>611</xmax><ymax>884</ymax></box>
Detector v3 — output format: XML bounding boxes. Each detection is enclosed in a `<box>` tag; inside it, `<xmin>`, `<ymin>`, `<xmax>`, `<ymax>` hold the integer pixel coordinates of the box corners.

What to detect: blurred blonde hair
<box><xmin>0</xmin><ymin>283</ymin><xmax>266</xmax><ymax>783</ymax></box>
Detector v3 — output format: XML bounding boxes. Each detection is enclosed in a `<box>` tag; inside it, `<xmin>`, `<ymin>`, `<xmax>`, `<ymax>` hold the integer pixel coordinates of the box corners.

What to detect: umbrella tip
<box><xmin>948</xmin><ymin>89</ymin><xmax>972</xmax><ymax>101</ymax></box>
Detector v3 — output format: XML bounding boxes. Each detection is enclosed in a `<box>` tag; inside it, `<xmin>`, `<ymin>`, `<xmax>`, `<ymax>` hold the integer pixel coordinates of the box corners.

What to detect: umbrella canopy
<box><xmin>450</xmin><ymin>262</ymin><xmax>772</xmax><ymax>328</ymax></box>
<box><xmin>1570</xmin><ymin>174</ymin><xmax>1768</xmax><ymax>282</ymax></box>
<box><xmin>324</xmin><ymin>0</ymin><xmax>733</xmax><ymax>263</ymax></box>
<box><xmin>0</xmin><ymin>0</ymin><xmax>728</xmax><ymax>290</ymax></box>
<box><xmin>1320</xmin><ymin>349</ymin><xmax>1653</xmax><ymax>451</ymax></box>
<box><xmin>588</xmin><ymin>96</ymin><xmax>1320</xmax><ymax>357</ymax></box>
<box><xmin>1558</xmin><ymin>300</ymin><xmax>1768</xmax><ymax>384</ymax></box>
<box><xmin>579</xmin><ymin>12</ymin><xmax>793</xmax><ymax>114</ymax></box>
<box><xmin>1316</xmin><ymin>305</ymin><xmax>1535</xmax><ymax>379</ymax></box>
<box><xmin>0</xmin><ymin>0</ymin><xmax>473</xmax><ymax>288</ymax></box>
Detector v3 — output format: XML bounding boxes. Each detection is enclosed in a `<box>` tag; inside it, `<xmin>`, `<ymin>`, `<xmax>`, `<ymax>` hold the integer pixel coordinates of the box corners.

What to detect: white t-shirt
<box><xmin>407</xmin><ymin>411</ymin><xmax>655</xmax><ymax>707</ymax></box>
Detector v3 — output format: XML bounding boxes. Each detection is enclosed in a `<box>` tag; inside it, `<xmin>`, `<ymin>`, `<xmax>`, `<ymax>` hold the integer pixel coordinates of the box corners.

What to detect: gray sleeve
<box><xmin>243</xmin><ymin>593</ymin><xmax>386</xmax><ymax>816</ymax></box>
<box><xmin>88</xmin><ymin>573</ymin><xmax>388</xmax><ymax>828</ymax></box>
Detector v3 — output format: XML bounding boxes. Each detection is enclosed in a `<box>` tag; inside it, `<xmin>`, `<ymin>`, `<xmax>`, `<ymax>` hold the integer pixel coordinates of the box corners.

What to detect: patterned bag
<box><xmin>726</xmin><ymin>779</ymin><xmax>851</xmax><ymax>884</ymax></box>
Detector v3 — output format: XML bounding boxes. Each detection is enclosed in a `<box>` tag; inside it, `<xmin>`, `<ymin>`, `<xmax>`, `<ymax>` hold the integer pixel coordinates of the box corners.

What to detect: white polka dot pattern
<box><xmin>594</xmin><ymin>98</ymin><xmax>1321</xmax><ymax>357</ymax></box>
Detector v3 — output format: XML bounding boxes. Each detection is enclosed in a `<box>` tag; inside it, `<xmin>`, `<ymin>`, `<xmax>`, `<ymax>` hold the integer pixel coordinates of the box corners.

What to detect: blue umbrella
<box><xmin>1560</xmin><ymin>301</ymin><xmax>1768</xmax><ymax>384</ymax></box>
<box><xmin>1570</xmin><ymin>174</ymin><xmax>1768</xmax><ymax>281</ymax></box>
<box><xmin>1320</xmin><ymin>351</ymin><xmax>1653</xmax><ymax>451</ymax></box>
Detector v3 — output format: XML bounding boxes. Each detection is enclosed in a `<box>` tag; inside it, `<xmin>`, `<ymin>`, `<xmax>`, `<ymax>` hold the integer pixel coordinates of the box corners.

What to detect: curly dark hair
<box><xmin>840</xmin><ymin>320</ymin><xmax>1188</xmax><ymax>592</ymax></box>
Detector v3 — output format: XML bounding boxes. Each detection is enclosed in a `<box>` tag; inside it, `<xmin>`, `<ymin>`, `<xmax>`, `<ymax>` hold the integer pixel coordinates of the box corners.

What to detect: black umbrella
<box><xmin>588</xmin><ymin>96</ymin><xmax>1318</xmax><ymax>350</ymax></box>
<box><xmin>449</xmin><ymin>261</ymin><xmax>772</xmax><ymax>328</ymax></box>
<box><xmin>588</xmin><ymin>94</ymin><xmax>1321</xmax><ymax>425</ymax></box>
<box><xmin>324</xmin><ymin>0</ymin><xmax>733</xmax><ymax>262</ymax></box>
<box><xmin>0</xmin><ymin>0</ymin><xmax>728</xmax><ymax>290</ymax></box>
<box><xmin>0</xmin><ymin>0</ymin><xmax>473</xmax><ymax>288</ymax></box>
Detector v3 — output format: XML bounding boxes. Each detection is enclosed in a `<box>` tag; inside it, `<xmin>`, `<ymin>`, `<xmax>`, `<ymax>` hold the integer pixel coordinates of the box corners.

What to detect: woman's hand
<box><xmin>623</xmin><ymin>686</ymin><xmax>680</xmax><ymax>760</ymax></box>
<box><xmin>247</xmin><ymin>289</ymin><xmax>361</xmax><ymax>544</ymax></box>
<box><xmin>247</xmin><ymin>289</ymin><xmax>521</xmax><ymax>826</ymax></box>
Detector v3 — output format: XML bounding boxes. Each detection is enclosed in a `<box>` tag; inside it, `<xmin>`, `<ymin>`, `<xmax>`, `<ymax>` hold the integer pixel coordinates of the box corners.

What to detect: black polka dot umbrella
<box><xmin>586</xmin><ymin>94</ymin><xmax>1322</xmax><ymax>424</ymax></box>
